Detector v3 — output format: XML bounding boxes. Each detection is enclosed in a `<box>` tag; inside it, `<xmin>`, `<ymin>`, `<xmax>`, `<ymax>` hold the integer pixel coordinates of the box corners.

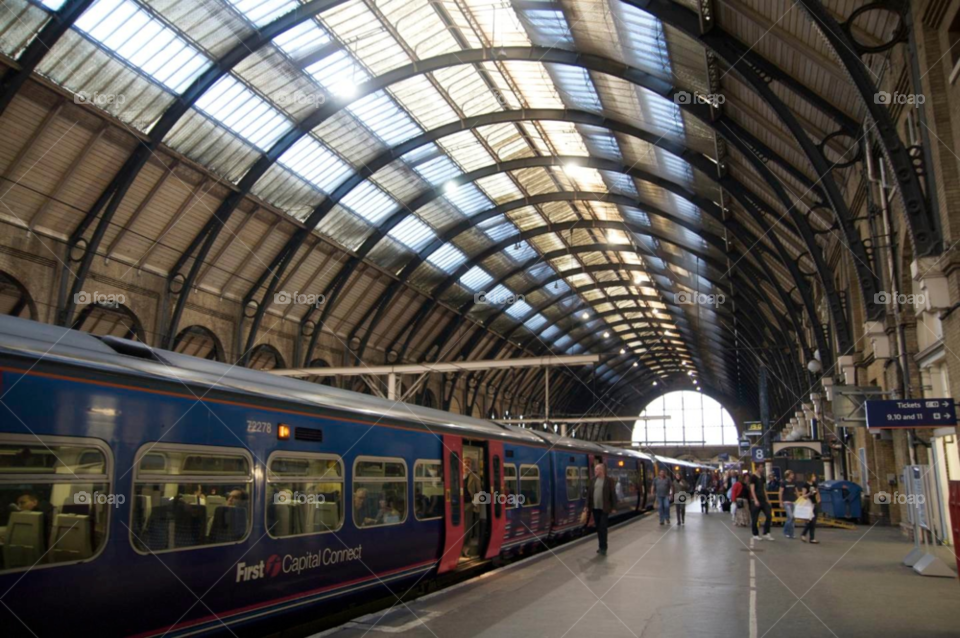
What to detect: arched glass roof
<box><xmin>2</xmin><ymin>0</ymin><xmax>881</xmax><ymax>410</ymax></box>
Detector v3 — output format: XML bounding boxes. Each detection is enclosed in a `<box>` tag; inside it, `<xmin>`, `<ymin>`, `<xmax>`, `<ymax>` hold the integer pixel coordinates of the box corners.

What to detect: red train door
<box><xmin>485</xmin><ymin>440</ymin><xmax>506</xmax><ymax>559</ymax></box>
<box><xmin>949</xmin><ymin>481</ymin><xmax>960</xmax><ymax>582</ymax></box>
<box><xmin>438</xmin><ymin>435</ymin><xmax>464</xmax><ymax>574</ymax></box>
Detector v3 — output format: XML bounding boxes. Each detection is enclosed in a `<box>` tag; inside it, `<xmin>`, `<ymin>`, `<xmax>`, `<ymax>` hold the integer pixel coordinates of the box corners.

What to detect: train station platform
<box><xmin>314</xmin><ymin>510</ymin><xmax>958</xmax><ymax>638</ymax></box>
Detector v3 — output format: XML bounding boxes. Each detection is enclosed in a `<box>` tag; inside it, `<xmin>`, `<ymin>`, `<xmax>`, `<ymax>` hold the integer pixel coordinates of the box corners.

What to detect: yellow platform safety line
<box><xmin>767</xmin><ymin>493</ymin><xmax>857</xmax><ymax>530</ymax></box>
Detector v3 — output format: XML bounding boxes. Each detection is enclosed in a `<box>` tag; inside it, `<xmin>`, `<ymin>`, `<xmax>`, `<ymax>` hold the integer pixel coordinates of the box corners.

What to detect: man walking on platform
<box><xmin>779</xmin><ymin>470</ymin><xmax>799</xmax><ymax>539</ymax></box>
<box><xmin>586</xmin><ymin>462</ymin><xmax>617</xmax><ymax>556</ymax></box>
<box><xmin>749</xmin><ymin>466</ymin><xmax>774</xmax><ymax>541</ymax></box>
<box><xmin>654</xmin><ymin>469</ymin><xmax>673</xmax><ymax>525</ymax></box>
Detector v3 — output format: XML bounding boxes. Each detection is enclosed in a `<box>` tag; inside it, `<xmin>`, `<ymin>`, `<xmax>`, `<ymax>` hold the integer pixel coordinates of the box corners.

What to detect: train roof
<box><xmin>653</xmin><ymin>454</ymin><xmax>707</xmax><ymax>469</ymax></box>
<box><xmin>0</xmin><ymin>315</ymin><xmax>543</xmax><ymax>444</ymax></box>
<box><xmin>527</xmin><ymin>428</ymin><xmax>607</xmax><ymax>455</ymax></box>
<box><xmin>598</xmin><ymin>444</ymin><xmax>653</xmax><ymax>461</ymax></box>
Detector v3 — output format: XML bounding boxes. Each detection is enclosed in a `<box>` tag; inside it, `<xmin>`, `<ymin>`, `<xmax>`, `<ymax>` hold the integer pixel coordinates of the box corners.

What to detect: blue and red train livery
<box><xmin>0</xmin><ymin>316</ymin><xmax>705</xmax><ymax>637</ymax></box>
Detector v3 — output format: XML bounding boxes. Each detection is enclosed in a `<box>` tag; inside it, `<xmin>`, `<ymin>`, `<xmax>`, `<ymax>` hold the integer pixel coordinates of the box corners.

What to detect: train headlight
<box><xmin>278</xmin><ymin>424</ymin><xmax>291</xmax><ymax>440</ymax></box>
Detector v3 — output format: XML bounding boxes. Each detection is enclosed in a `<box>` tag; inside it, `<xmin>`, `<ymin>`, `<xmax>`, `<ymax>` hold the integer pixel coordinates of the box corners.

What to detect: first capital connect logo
<box><xmin>236</xmin><ymin>546</ymin><xmax>363</xmax><ymax>583</ymax></box>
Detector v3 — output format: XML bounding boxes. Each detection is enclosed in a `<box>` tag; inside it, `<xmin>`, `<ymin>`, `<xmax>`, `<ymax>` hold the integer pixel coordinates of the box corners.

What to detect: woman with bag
<box><xmin>734</xmin><ymin>474</ymin><xmax>751</xmax><ymax>527</ymax></box>
<box><xmin>799</xmin><ymin>474</ymin><xmax>821</xmax><ymax>544</ymax></box>
<box><xmin>729</xmin><ymin>475</ymin><xmax>742</xmax><ymax>522</ymax></box>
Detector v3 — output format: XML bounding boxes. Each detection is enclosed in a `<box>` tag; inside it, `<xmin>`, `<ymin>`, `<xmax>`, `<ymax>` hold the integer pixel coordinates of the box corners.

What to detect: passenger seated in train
<box><xmin>415</xmin><ymin>493</ymin><xmax>443</xmax><ymax>520</ymax></box>
<box><xmin>354</xmin><ymin>488</ymin><xmax>379</xmax><ymax>527</ymax></box>
<box><xmin>133</xmin><ymin>483</ymin><xmax>249</xmax><ymax>551</ymax></box>
<box><xmin>373</xmin><ymin>496</ymin><xmax>401</xmax><ymax>525</ymax></box>
<box><xmin>2</xmin><ymin>485</ymin><xmax>102</xmax><ymax>571</ymax></box>
<box><xmin>226</xmin><ymin>488</ymin><xmax>248</xmax><ymax>507</ymax></box>
<box><xmin>14</xmin><ymin>491</ymin><xmax>55</xmax><ymax>546</ymax></box>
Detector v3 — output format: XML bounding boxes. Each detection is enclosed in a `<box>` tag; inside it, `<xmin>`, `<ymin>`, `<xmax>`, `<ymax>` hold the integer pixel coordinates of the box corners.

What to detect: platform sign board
<box><xmin>743</xmin><ymin>421</ymin><xmax>764</xmax><ymax>437</ymax></box>
<box><xmin>864</xmin><ymin>399</ymin><xmax>956</xmax><ymax>429</ymax></box>
<box><xmin>738</xmin><ymin>439</ymin><xmax>751</xmax><ymax>454</ymax></box>
<box><xmin>750</xmin><ymin>446</ymin><xmax>766</xmax><ymax>463</ymax></box>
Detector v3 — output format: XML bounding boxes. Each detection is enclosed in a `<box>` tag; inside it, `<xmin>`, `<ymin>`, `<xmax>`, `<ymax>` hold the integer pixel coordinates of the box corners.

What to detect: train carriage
<box><xmin>0</xmin><ymin>316</ymin><xmax>651</xmax><ymax>637</ymax></box>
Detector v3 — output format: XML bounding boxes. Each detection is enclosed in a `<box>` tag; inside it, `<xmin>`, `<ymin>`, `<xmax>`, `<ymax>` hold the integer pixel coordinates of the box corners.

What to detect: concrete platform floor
<box><xmin>313</xmin><ymin>508</ymin><xmax>960</xmax><ymax>638</ymax></box>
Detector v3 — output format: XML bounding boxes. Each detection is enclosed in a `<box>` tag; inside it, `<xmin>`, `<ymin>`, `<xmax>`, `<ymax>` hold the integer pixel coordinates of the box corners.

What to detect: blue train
<box><xmin>0</xmin><ymin>315</ymin><xmax>708</xmax><ymax>637</ymax></box>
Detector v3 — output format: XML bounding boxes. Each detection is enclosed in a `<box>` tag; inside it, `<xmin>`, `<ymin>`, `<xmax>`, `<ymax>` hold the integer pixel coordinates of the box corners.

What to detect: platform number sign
<box><xmin>751</xmin><ymin>446</ymin><xmax>766</xmax><ymax>463</ymax></box>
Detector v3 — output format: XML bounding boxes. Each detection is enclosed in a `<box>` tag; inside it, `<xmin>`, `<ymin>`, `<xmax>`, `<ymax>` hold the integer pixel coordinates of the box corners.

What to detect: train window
<box><xmin>414</xmin><ymin>460</ymin><xmax>443</xmax><ymax>521</ymax></box>
<box><xmin>139</xmin><ymin>453</ymin><xmax>166</xmax><ymax>472</ymax></box>
<box><xmin>353</xmin><ymin>457</ymin><xmax>407</xmax><ymax>528</ymax></box>
<box><xmin>565</xmin><ymin>467</ymin><xmax>580</xmax><ymax>501</ymax></box>
<box><xmin>266</xmin><ymin>453</ymin><xmax>343</xmax><ymax>538</ymax></box>
<box><xmin>0</xmin><ymin>435</ymin><xmax>111</xmax><ymax>573</ymax></box>
<box><xmin>503</xmin><ymin>463</ymin><xmax>518</xmax><ymax>509</ymax></box>
<box><xmin>130</xmin><ymin>444</ymin><xmax>253</xmax><ymax>554</ymax></box>
<box><xmin>519</xmin><ymin>464</ymin><xmax>540</xmax><ymax>507</ymax></box>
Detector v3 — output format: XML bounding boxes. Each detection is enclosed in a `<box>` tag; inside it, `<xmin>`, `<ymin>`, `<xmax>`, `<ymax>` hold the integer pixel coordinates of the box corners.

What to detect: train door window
<box><xmin>130</xmin><ymin>443</ymin><xmax>253</xmax><ymax>553</ymax></box>
<box><xmin>414</xmin><ymin>460</ymin><xmax>443</xmax><ymax>521</ymax></box>
<box><xmin>492</xmin><ymin>456</ymin><xmax>502</xmax><ymax>518</ymax></box>
<box><xmin>353</xmin><ymin>457</ymin><xmax>407</xmax><ymax>528</ymax></box>
<box><xmin>0</xmin><ymin>435</ymin><xmax>111</xmax><ymax>573</ymax></box>
<box><xmin>519</xmin><ymin>464</ymin><xmax>540</xmax><ymax>507</ymax></box>
<box><xmin>626</xmin><ymin>469</ymin><xmax>640</xmax><ymax>497</ymax></box>
<box><xmin>449</xmin><ymin>452</ymin><xmax>461</xmax><ymax>526</ymax></box>
<box><xmin>565</xmin><ymin>467</ymin><xmax>580</xmax><ymax>501</ymax></box>
<box><xmin>266</xmin><ymin>452</ymin><xmax>343</xmax><ymax>538</ymax></box>
<box><xmin>503</xmin><ymin>463</ymin><xmax>518</xmax><ymax>508</ymax></box>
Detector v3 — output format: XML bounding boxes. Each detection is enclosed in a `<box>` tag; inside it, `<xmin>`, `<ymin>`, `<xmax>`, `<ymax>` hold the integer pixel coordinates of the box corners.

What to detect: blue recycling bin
<box><xmin>819</xmin><ymin>480</ymin><xmax>863</xmax><ymax>519</ymax></box>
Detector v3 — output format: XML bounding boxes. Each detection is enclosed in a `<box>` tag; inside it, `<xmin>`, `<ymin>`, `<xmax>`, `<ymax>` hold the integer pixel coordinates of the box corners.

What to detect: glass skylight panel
<box><xmin>550</xmin><ymin>65</ymin><xmax>602</xmax><ymax>111</ymax></box>
<box><xmin>413</xmin><ymin>153</ymin><xmax>461</xmax><ymax>186</ymax></box>
<box><xmin>504</xmin><ymin>240</ymin><xmax>537</xmax><ymax>262</ymax></box>
<box><xmin>555</xmin><ymin>335</ymin><xmax>573</xmax><ymax>350</ymax></box>
<box><xmin>666</xmin><ymin>192</ymin><xmax>700</xmax><ymax>218</ymax></box>
<box><xmin>617</xmin><ymin>5</ymin><xmax>672</xmax><ymax>76</ymax></box>
<box><xmin>340</xmin><ymin>181</ymin><xmax>396</xmax><ymax>225</ymax></box>
<box><xmin>568</xmin><ymin>343</ymin><xmax>585</xmax><ymax>354</ymax></box>
<box><xmin>546</xmin><ymin>278</ymin><xmax>570</xmax><ymax>295</ymax></box>
<box><xmin>428</xmin><ymin>243</ymin><xmax>467</xmax><ymax>273</ymax></box>
<box><xmin>645</xmin><ymin>95</ymin><xmax>685</xmax><ymax>137</ymax></box>
<box><xmin>388</xmin><ymin>216</ymin><xmax>435</xmax><ymax>251</ymax></box>
<box><xmin>306</xmin><ymin>49</ymin><xmax>371</xmax><ymax>97</ymax></box>
<box><xmin>479</xmin><ymin>216</ymin><xmax>518</xmax><ymax>242</ymax></box>
<box><xmin>401</xmin><ymin>144</ymin><xmax>441</xmax><ymax>166</ymax></box>
<box><xmin>445</xmin><ymin>184</ymin><xmax>493</xmax><ymax>217</ymax></box>
<box><xmin>486</xmin><ymin>284</ymin><xmax>514</xmax><ymax>305</ymax></box>
<box><xmin>273</xmin><ymin>20</ymin><xmax>331</xmax><ymax>59</ymax></box>
<box><xmin>659</xmin><ymin>150</ymin><xmax>694</xmax><ymax>181</ymax></box>
<box><xmin>75</xmin><ymin>0</ymin><xmax>210</xmax><ymax>94</ymax></box>
<box><xmin>278</xmin><ymin>136</ymin><xmax>352</xmax><ymax>193</ymax></box>
<box><xmin>541</xmin><ymin>324</ymin><xmax>562</xmax><ymax>341</ymax></box>
<box><xmin>506</xmin><ymin>299</ymin><xmax>534</xmax><ymax>320</ymax></box>
<box><xmin>603</xmin><ymin>171</ymin><xmax>639</xmax><ymax>197</ymax></box>
<box><xmin>459</xmin><ymin>266</ymin><xmax>493</xmax><ymax>291</ymax></box>
<box><xmin>348</xmin><ymin>92</ymin><xmax>422</xmax><ymax>146</ymax></box>
<box><xmin>41</xmin><ymin>0</ymin><xmax>66</xmax><ymax>9</ymax></box>
<box><xmin>227</xmin><ymin>0</ymin><xmax>298</xmax><ymax>26</ymax></box>
<box><xmin>195</xmin><ymin>75</ymin><xmax>292</xmax><ymax>150</ymax></box>
<box><xmin>519</xmin><ymin>8</ymin><xmax>574</xmax><ymax>47</ymax></box>
<box><xmin>581</xmin><ymin>128</ymin><xmax>622</xmax><ymax>160</ymax></box>
<box><xmin>524</xmin><ymin>313</ymin><xmax>548</xmax><ymax>332</ymax></box>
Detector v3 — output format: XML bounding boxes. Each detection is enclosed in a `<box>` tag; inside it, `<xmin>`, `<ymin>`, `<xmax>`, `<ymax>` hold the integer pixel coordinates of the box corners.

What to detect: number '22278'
<box><xmin>247</xmin><ymin>420</ymin><xmax>272</xmax><ymax>434</ymax></box>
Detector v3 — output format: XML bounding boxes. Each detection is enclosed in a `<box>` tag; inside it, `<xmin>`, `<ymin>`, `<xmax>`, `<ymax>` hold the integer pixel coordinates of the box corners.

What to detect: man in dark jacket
<box><xmin>586</xmin><ymin>463</ymin><xmax>618</xmax><ymax>556</ymax></box>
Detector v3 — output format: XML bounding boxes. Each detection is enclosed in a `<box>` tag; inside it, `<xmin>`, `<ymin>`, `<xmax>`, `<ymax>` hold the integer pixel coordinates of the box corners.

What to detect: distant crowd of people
<box><xmin>640</xmin><ymin>466</ymin><xmax>824</xmax><ymax>545</ymax></box>
<box><xmin>720</xmin><ymin>467</ymin><xmax>822</xmax><ymax>543</ymax></box>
